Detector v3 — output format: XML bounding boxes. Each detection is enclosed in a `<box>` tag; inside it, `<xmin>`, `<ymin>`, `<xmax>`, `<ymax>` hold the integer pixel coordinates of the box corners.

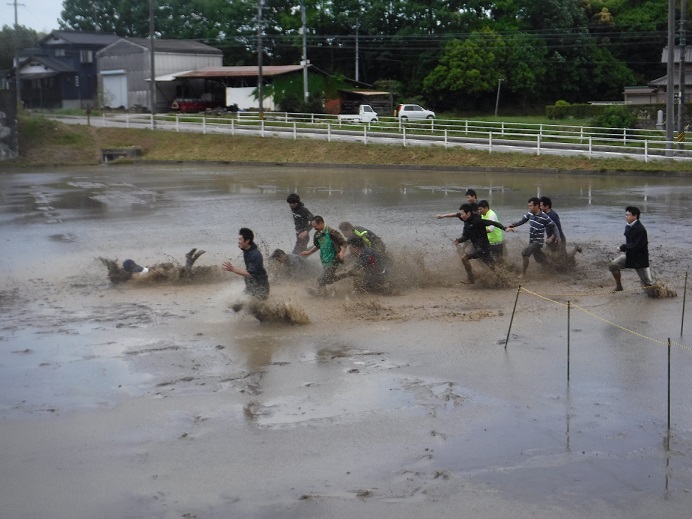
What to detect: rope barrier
<box><xmin>520</xmin><ymin>284</ymin><xmax>655</xmax><ymax>298</ymax></box>
<box><xmin>515</xmin><ymin>285</ymin><xmax>691</xmax><ymax>353</ymax></box>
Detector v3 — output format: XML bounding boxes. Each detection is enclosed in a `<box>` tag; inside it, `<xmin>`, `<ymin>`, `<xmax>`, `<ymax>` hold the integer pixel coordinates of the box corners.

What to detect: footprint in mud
<box><xmin>243</xmin><ymin>401</ymin><xmax>276</xmax><ymax>421</ymax></box>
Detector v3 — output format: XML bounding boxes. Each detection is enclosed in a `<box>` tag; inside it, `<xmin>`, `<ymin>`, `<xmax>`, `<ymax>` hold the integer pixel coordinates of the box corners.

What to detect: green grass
<box><xmin>6</xmin><ymin>114</ymin><xmax>691</xmax><ymax>175</ymax></box>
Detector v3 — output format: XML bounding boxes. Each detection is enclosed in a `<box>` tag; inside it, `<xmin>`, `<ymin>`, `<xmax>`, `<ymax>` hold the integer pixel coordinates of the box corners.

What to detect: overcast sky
<box><xmin>2</xmin><ymin>0</ymin><xmax>63</xmax><ymax>33</ymax></box>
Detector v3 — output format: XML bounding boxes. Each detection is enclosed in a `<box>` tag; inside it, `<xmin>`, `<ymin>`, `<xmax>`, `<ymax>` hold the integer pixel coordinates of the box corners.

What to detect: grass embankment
<box><xmin>6</xmin><ymin>115</ymin><xmax>692</xmax><ymax>175</ymax></box>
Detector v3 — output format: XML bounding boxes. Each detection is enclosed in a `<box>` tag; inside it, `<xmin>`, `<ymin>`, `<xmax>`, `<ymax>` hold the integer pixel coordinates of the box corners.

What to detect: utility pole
<box><xmin>679</xmin><ymin>0</ymin><xmax>687</xmax><ymax>147</ymax></box>
<box><xmin>11</xmin><ymin>0</ymin><xmax>24</xmax><ymax>110</ymax></box>
<box><xmin>355</xmin><ymin>18</ymin><xmax>359</xmax><ymax>83</ymax></box>
<box><xmin>494</xmin><ymin>78</ymin><xmax>503</xmax><ymax>117</ymax></box>
<box><xmin>667</xmin><ymin>0</ymin><xmax>676</xmax><ymax>154</ymax></box>
<box><xmin>257</xmin><ymin>0</ymin><xmax>264</xmax><ymax>118</ymax></box>
<box><xmin>149</xmin><ymin>0</ymin><xmax>157</xmax><ymax>125</ymax></box>
<box><xmin>301</xmin><ymin>0</ymin><xmax>308</xmax><ymax>102</ymax></box>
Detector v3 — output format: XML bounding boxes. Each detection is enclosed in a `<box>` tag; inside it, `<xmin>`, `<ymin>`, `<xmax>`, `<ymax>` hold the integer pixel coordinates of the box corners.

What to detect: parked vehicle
<box><xmin>171</xmin><ymin>98</ymin><xmax>223</xmax><ymax>113</ymax></box>
<box><xmin>396</xmin><ymin>104</ymin><xmax>435</xmax><ymax>120</ymax></box>
<box><xmin>337</xmin><ymin>104</ymin><xmax>379</xmax><ymax>123</ymax></box>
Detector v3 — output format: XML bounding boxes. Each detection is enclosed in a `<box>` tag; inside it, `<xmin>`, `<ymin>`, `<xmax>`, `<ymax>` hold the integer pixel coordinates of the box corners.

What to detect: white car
<box><xmin>396</xmin><ymin>104</ymin><xmax>435</xmax><ymax>120</ymax></box>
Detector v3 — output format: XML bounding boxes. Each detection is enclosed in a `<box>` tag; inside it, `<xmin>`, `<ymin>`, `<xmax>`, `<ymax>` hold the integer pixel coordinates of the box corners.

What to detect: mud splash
<box><xmin>246</xmin><ymin>299</ymin><xmax>310</xmax><ymax>325</ymax></box>
<box><xmin>645</xmin><ymin>280</ymin><xmax>677</xmax><ymax>299</ymax></box>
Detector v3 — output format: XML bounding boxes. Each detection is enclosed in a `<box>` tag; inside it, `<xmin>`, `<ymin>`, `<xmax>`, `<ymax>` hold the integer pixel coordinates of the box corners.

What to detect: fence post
<box><xmin>505</xmin><ymin>285</ymin><xmax>522</xmax><ymax>350</ymax></box>
<box><xmin>444</xmin><ymin>129</ymin><xmax>448</xmax><ymax>149</ymax></box>
<box><xmin>501</xmin><ymin>121</ymin><xmax>505</xmax><ymax>135</ymax></box>
<box><xmin>489</xmin><ymin>131</ymin><xmax>493</xmax><ymax>153</ymax></box>
<box><xmin>403</xmin><ymin>127</ymin><xmax>407</xmax><ymax>147</ymax></box>
<box><xmin>294</xmin><ymin>121</ymin><xmax>297</xmax><ymax>140</ymax></box>
<box><xmin>682</xmin><ymin>270</ymin><xmax>688</xmax><ymax>336</ymax></box>
<box><xmin>202</xmin><ymin>114</ymin><xmax>206</xmax><ymax>134</ymax></box>
<box><xmin>231</xmin><ymin>118</ymin><xmax>235</xmax><ymax>136</ymax></box>
<box><xmin>537</xmin><ymin>133</ymin><xmax>541</xmax><ymax>156</ymax></box>
<box><xmin>645</xmin><ymin>140</ymin><xmax>649</xmax><ymax>163</ymax></box>
<box><xmin>465</xmin><ymin>120</ymin><xmax>468</xmax><ymax>136</ymax></box>
<box><xmin>589</xmin><ymin>136</ymin><xmax>592</xmax><ymax>159</ymax></box>
<box><xmin>567</xmin><ymin>301</ymin><xmax>571</xmax><ymax>385</ymax></box>
<box><xmin>328</xmin><ymin>123</ymin><xmax>331</xmax><ymax>142</ymax></box>
<box><xmin>364</xmin><ymin>126</ymin><xmax>368</xmax><ymax>145</ymax></box>
<box><xmin>126</xmin><ymin>113</ymin><xmax>130</xmax><ymax>129</ymax></box>
<box><xmin>176</xmin><ymin>114</ymin><xmax>179</xmax><ymax>132</ymax></box>
<box><xmin>623</xmin><ymin>128</ymin><xmax>627</xmax><ymax>145</ymax></box>
<box><xmin>261</xmin><ymin>119</ymin><xmax>265</xmax><ymax>137</ymax></box>
<box><xmin>668</xmin><ymin>338</ymin><xmax>671</xmax><ymax>435</ymax></box>
<box><xmin>150</xmin><ymin>113</ymin><xmax>154</xmax><ymax>130</ymax></box>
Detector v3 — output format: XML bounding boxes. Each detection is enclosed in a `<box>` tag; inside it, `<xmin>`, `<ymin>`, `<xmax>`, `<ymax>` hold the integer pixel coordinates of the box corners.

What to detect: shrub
<box><xmin>590</xmin><ymin>105</ymin><xmax>637</xmax><ymax>129</ymax></box>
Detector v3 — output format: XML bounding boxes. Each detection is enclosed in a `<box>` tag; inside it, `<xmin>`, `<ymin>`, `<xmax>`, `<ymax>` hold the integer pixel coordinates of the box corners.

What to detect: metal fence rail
<box><xmin>49</xmin><ymin>111</ymin><xmax>692</xmax><ymax>163</ymax></box>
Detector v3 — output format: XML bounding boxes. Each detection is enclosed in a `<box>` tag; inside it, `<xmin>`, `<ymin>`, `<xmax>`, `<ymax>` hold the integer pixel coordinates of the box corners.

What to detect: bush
<box><xmin>590</xmin><ymin>105</ymin><xmax>637</xmax><ymax>129</ymax></box>
<box><xmin>277</xmin><ymin>92</ymin><xmax>324</xmax><ymax>114</ymax></box>
<box><xmin>546</xmin><ymin>103</ymin><xmax>609</xmax><ymax>120</ymax></box>
<box><xmin>555</xmin><ymin>100</ymin><xmax>571</xmax><ymax>107</ymax></box>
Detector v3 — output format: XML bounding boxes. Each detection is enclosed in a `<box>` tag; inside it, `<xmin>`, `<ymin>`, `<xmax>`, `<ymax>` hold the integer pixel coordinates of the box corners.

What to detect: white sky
<box><xmin>2</xmin><ymin>0</ymin><xmax>63</xmax><ymax>33</ymax></box>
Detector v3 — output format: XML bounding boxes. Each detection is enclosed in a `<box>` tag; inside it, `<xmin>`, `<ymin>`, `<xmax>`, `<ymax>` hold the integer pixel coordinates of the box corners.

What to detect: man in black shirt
<box><xmin>608</xmin><ymin>206</ymin><xmax>654</xmax><ymax>291</ymax></box>
<box><xmin>222</xmin><ymin>227</ymin><xmax>269</xmax><ymax>300</ymax></box>
<box><xmin>437</xmin><ymin>203</ymin><xmax>506</xmax><ymax>284</ymax></box>
<box><xmin>287</xmin><ymin>193</ymin><xmax>314</xmax><ymax>254</ymax></box>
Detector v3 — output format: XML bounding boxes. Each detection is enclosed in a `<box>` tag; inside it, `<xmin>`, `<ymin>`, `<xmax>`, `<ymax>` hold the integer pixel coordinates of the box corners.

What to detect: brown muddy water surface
<box><xmin>2</xmin><ymin>164</ymin><xmax>692</xmax><ymax>518</ymax></box>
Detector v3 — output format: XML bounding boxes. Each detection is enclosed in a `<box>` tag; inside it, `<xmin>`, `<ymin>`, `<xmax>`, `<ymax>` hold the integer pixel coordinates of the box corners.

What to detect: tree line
<box><xmin>2</xmin><ymin>1</ymin><xmax>684</xmax><ymax>113</ymax></box>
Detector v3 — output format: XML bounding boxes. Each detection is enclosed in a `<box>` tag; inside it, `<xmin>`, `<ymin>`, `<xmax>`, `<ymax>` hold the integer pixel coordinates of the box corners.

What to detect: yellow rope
<box><xmin>516</xmin><ymin>287</ymin><xmax>691</xmax><ymax>353</ymax></box>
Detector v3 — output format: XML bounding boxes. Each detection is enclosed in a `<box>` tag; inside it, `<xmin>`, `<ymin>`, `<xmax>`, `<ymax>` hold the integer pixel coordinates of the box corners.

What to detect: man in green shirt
<box><xmin>301</xmin><ymin>215</ymin><xmax>347</xmax><ymax>295</ymax></box>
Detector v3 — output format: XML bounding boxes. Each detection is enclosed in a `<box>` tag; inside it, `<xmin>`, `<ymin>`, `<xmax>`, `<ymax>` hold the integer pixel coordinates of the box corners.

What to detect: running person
<box><xmin>507</xmin><ymin>197</ymin><xmax>560</xmax><ymax>278</ymax></box>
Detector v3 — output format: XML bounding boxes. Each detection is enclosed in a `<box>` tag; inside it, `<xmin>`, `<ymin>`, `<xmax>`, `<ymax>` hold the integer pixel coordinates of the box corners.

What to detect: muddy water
<box><xmin>2</xmin><ymin>164</ymin><xmax>692</xmax><ymax>519</ymax></box>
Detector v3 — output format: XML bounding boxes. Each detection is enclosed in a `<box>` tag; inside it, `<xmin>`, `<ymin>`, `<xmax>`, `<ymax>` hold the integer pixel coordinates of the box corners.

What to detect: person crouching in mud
<box><xmin>223</xmin><ymin>227</ymin><xmax>269</xmax><ymax>304</ymax></box>
<box><xmin>334</xmin><ymin>236</ymin><xmax>390</xmax><ymax>293</ymax></box>
<box><xmin>300</xmin><ymin>215</ymin><xmax>347</xmax><ymax>296</ymax></box>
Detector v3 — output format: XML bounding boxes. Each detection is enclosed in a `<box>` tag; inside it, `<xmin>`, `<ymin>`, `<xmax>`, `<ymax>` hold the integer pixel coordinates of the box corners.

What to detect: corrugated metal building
<box><xmin>97</xmin><ymin>38</ymin><xmax>223</xmax><ymax>112</ymax></box>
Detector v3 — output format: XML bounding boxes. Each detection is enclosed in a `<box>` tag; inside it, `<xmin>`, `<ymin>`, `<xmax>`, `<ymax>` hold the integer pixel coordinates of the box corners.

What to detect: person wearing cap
<box><xmin>286</xmin><ymin>193</ymin><xmax>314</xmax><ymax>254</ymax></box>
<box><xmin>300</xmin><ymin>215</ymin><xmax>347</xmax><ymax>295</ymax></box>
<box><xmin>103</xmin><ymin>248</ymin><xmax>207</xmax><ymax>284</ymax></box>
<box><xmin>223</xmin><ymin>227</ymin><xmax>269</xmax><ymax>300</ymax></box>
<box><xmin>103</xmin><ymin>258</ymin><xmax>150</xmax><ymax>283</ymax></box>
<box><xmin>123</xmin><ymin>259</ymin><xmax>149</xmax><ymax>275</ymax></box>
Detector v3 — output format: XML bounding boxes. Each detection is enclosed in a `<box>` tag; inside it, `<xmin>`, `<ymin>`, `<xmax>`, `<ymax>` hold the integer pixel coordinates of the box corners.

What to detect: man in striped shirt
<box><xmin>507</xmin><ymin>197</ymin><xmax>560</xmax><ymax>278</ymax></box>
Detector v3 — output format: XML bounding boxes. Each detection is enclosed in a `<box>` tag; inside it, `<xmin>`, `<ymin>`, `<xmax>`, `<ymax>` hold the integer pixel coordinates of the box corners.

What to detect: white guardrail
<box><xmin>51</xmin><ymin>111</ymin><xmax>692</xmax><ymax>163</ymax></box>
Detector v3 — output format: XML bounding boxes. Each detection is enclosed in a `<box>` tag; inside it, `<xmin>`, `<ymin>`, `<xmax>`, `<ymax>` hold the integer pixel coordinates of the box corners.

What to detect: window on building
<box><xmin>55</xmin><ymin>48</ymin><xmax>65</xmax><ymax>57</ymax></box>
<box><xmin>80</xmin><ymin>50</ymin><xmax>93</xmax><ymax>63</ymax></box>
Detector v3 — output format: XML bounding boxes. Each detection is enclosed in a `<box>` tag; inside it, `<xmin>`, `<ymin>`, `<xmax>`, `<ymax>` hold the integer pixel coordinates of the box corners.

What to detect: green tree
<box><xmin>503</xmin><ymin>32</ymin><xmax>548</xmax><ymax>104</ymax></box>
<box><xmin>422</xmin><ymin>28</ymin><xmax>506</xmax><ymax>109</ymax></box>
<box><xmin>59</xmin><ymin>0</ymin><xmax>150</xmax><ymax>35</ymax></box>
<box><xmin>0</xmin><ymin>25</ymin><xmax>40</xmax><ymax>70</ymax></box>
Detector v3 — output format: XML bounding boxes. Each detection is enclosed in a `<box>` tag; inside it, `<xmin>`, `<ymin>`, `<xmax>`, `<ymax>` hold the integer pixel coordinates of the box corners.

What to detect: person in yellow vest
<box><xmin>477</xmin><ymin>200</ymin><xmax>504</xmax><ymax>260</ymax></box>
<box><xmin>338</xmin><ymin>221</ymin><xmax>387</xmax><ymax>257</ymax></box>
<box><xmin>301</xmin><ymin>215</ymin><xmax>347</xmax><ymax>295</ymax></box>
